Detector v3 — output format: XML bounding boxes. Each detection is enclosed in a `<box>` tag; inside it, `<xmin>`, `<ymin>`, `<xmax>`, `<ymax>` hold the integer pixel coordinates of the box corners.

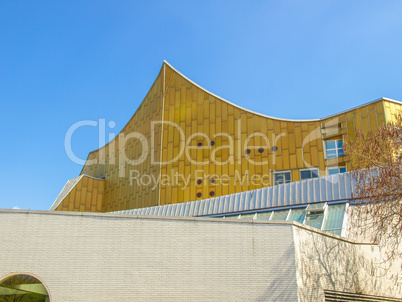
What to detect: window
<box><xmin>304</xmin><ymin>202</ymin><xmax>326</xmax><ymax>229</ymax></box>
<box><xmin>328</xmin><ymin>166</ymin><xmax>346</xmax><ymax>175</ymax></box>
<box><xmin>305</xmin><ymin>202</ymin><xmax>326</xmax><ymax>212</ymax></box>
<box><xmin>273</xmin><ymin>171</ymin><xmax>291</xmax><ymax>185</ymax></box>
<box><xmin>300</xmin><ymin>168</ymin><xmax>319</xmax><ymax>180</ymax></box>
<box><xmin>287</xmin><ymin>208</ymin><xmax>306</xmax><ymax>223</ymax></box>
<box><xmin>207</xmin><ymin>202</ymin><xmax>348</xmax><ymax>236</ymax></box>
<box><xmin>0</xmin><ymin>274</ymin><xmax>50</xmax><ymax>302</ymax></box>
<box><xmin>325</xmin><ymin>139</ymin><xmax>344</xmax><ymax>159</ymax></box>
<box><xmin>239</xmin><ymin>213</ymin><xmax>255</xmax><ymax>219</ymax></box>
<box><xmin>322</xmin><ymin>203</ymin><xmax>346</xmax><ymax>236</ymax></box>
<box><xmin>255</xmin><ymin>211</ymin><xmax>272</xmax><ymax>220</ymax></box>
<box><xmin>270</xmin><ymin>209</ymin><xmax>289</xmax><ymax>220</ymax></box>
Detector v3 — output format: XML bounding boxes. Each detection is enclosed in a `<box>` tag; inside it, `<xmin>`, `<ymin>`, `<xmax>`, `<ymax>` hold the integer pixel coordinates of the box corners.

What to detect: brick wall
<box><xmin>293</xmin><ymin>225</ymin><xmax>402</xmax><ymax>301</ymax></box>
<box><xmin>0</xmin><ymin>210</ymin><xmax>297</xmax><ymax>301</ymax></box>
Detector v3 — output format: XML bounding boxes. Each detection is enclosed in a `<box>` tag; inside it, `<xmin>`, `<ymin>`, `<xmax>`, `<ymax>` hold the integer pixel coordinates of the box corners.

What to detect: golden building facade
<box><xmin>51</xmin><ymin>61</ymin><xmax>402</xmax><ymax>212</ymax></box>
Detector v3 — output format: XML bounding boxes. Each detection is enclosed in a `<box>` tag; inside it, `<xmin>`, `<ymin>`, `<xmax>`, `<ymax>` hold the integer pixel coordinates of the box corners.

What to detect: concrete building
<box><xmin>1</xmin><ymin>62</ymin><xmax>401</xmax><ymax>301</ymax></box>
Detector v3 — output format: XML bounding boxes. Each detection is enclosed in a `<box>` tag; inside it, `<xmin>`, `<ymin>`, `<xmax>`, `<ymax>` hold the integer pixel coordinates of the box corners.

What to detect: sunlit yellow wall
<box><xmin>55</xmin><ymin>176</ymin><xmax>104</xmax><ymax>212</ymax></box>
<box><xmin>79</xmin><ymin>68</ymin><xmax>164</xmax><ymax>212</ymax></box>
<box><xmin>160</xmin><ymin>65</ymin><xmax>325</xmax><ymax>204</ymax></box>
<box><xmin>158</xmin><ymin>65</ymin><xmax>395</xmax><ymax>205</ymax></box>
<box><xmin>384</xmin><ymin>100</ymin><xmax>402</xmax><ymax>123</ymax></box>
<box><xmin>55</xmin><ymin>62</ymin><xmax>401</xmax><ymax>212</ymax></box>
<box><xmin>322</xmin><ymin>100</ymin><xmax>388</xmax><ymax>172</ymax></box>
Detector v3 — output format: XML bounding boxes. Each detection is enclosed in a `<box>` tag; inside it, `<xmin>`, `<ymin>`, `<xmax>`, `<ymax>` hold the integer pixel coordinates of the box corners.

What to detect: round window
<box><xmin>0</xmin><ymin>274</ymin><xmax>50</xmax><ymax>301</ymax></box>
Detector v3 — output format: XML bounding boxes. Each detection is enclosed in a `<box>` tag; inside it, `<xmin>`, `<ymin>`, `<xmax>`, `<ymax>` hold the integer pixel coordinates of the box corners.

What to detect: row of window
<box><xmin>211</xmin><ymin>202</ymin><xmax>347</xmax><ymax>236</ymax></box>
<box><xmin>274</xmin><ymin>166</ymin><xmax>346</xmax><ymax>185</ymax></box>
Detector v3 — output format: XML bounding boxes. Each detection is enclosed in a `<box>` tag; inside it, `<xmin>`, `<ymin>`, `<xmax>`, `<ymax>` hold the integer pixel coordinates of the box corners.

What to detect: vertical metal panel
<box><xmin>271</xmin><ymin>186</ymin><xmax>278</xmax><ymax>208</ymax></box>
<box><xmin>301</xmin><ymin>180</ymin><xmax>308</xmax><ymax>203</ymax></box>
<box><xmin>205</xmin><ymin>199</ymin><xmax>212</xmax><ymax>215</ymax></box>
<box><xmin>230</xmin><ymin>194</ymin><xmax>238</xmax><ymax>213</ymax></box>
<box><xmin>250</xmin><ymin>190</ymin><xmax>258</xmax><ymax>210</ymax></box>
<box><xmin>333</xmin><ymin>175</ymin><xmax>340</xmax><ymax>200</ymax></box>
<box><xmin>188</xmin><ymin>201</ymin><xmax>196</xmax><ymax>217</ymax></box>
<box><xmin>327</xmin><ymin>177</ymin><xmax>334</xmax><ymax>201</ymax></box>
<box><xmin>319</xmin><ymin>177</ymin><xmax>326</xmax><ymax>201</ymax></box>
<box><xmin>204</xmin><ymin>199</ymin><xmax>212</xmax><ymax>216</ymax></box>
<box><xmin>212</xmin><ymin>198</ymin><xmax>223</xmax><ymax>213</ymax></box>
<box><xmin>279</xmin><ymin>184</ymin><xmax>285</xmax><ymax>207</ymax></box>
<box><xmin>174</xmin><ymin>203</ymin><xmax>181</xmax><ymax>216</ymax></box>
<box><xmin>338</xmin><ymin>173</ymin><xmax>345</xmax><ymax>199</ymax></box>
<box><xmin>307</xmin><ymin>179</ymin><xmax>314</xmax><ymax>202</ymax></box>
<box><xmin>110</xmin><ymin>171</ymin><xmax>355</xmax><ymax>217</ymax></box>
<box><xmin>154</xmin><ymin>206</ymin><xmax>162</xmax><ymax>216</ymax></box>
<box><xmin>195</xmin><ymin>200</ymin><xmax>204</xmax><ymax>216</ymax></box>
<box><xmin>216</xmin><ymin>197</ymin><xmax>223</xmax><ymax>213</ymax></box>
<box><xmin>183</xmin><ymin>203</ymin><xmax>190</xmax><ymax>216</ymax></box>
<box><xmin>240</xmin><ymin>191</ymin><xmax>249</xmax><ymax>211</ymax></box>
<box><xmin>180</xmin><ymin>203</ymin><xmax>186</xmax><ymax>216</ymax></box>
<box><xmin>161</xmin><ymin>205</ymin><xmax>168</xmax><ymax>216</ymax></box>
<box><xmin>260</xmin><ymin>188</ymin><xmax>267</xmax><ymax>209</ymax></box>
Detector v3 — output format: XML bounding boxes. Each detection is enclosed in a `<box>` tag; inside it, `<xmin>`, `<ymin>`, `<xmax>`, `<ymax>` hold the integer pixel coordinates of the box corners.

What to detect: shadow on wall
<box><xmin>256</xmin><ymin>245</ymin><xmax>298</xmax><ymax>302</ymax></box>
<box><xmin>295</xmin><ymin>228</ymin><xmax>401</xmax><ymax>301</ymax></box>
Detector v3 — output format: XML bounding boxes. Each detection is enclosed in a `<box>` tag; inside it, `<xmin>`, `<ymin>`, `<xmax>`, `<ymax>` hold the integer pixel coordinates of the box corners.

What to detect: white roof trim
<box><xmin>164</xmin><ymin>60</ymin><xmax>401</xmax><ymax>122</ymax></box>
<box><xmin>49</xmin><ymin>174</ymin><xmax>104</xmax><ymax>211</ymax></box>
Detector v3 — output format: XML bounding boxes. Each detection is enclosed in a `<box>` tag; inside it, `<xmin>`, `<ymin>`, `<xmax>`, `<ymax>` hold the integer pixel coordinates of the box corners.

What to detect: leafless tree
<box><xmin>345</xmin><ymin>114</ymin><xmax>401</xmax><ymax>265</ymax></box>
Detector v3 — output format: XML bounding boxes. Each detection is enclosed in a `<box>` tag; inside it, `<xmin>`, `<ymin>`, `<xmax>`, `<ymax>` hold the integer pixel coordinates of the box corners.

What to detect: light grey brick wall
<box><xmin>293</xmin><ymin>225</ymin><xmax>402</xmax><ymax>302</ymax></box>
<box><xmin>0</xmin><ymin>211</ymin><xmax>298</xmax><ymax>302</ymax></box>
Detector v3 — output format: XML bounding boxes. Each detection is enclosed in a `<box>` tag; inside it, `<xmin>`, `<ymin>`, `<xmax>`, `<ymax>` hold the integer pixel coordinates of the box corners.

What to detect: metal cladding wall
<box><xmin>113</xmin><ymin>170</ymin><xmax>354</xmax><ymax>217</ymax></box>
<box><xmin>50</xmin><ymin>175</ymin><xmax>104</xmax><ymax>212</ymax></box>
<box><xmin>54</xmin><ymin>61</ymin><xmax>402</xmax><ymax>212</ymax></box>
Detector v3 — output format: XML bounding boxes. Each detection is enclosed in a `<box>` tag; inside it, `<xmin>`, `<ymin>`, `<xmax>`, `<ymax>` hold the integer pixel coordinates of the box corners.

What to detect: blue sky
<box><xmin>1</xmin><ymin>1</ymin><xmax>402</xmax><ymax>210</ymax></box>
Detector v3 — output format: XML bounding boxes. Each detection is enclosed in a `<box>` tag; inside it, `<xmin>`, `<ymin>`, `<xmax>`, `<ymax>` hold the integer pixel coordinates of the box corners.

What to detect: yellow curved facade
<box><xmin>53</xmin><ymin>61</ymin><xmax>402</xmax><ymax>212</ymax></box>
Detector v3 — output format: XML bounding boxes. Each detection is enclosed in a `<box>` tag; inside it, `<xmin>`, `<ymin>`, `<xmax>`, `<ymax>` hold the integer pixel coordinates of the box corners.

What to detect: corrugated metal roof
<box><xmin>112</xmin><ymin>171</ymin><xmax>355</xmax><ymax>217</ymax></box>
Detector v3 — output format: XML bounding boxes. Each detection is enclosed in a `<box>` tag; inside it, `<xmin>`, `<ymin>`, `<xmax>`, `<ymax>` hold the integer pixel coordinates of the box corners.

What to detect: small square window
<box><xmin>325</xmin><ymin>139</ymin><xmax>344</xmax><ymax>159</ymax></box>
<box><xmin>274</xmin><ymin>171</ymin><xmax>291</xmax><ymax>185</ymax></box>
<box><xmin>328</xmin><ymin>167</ymin><xmax>346</xmax><ymax>175</ymax></box>
<box><xmin>300</xmin><ymin>168</ymin><xmax>319</xmax><ymax>180</ymax></box>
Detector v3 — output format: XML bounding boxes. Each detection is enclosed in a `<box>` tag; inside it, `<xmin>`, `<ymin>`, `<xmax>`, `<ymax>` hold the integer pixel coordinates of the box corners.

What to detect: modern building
<box><xmin>52</xmin><ymin>61</ymin><xmax>402</xmax><ymax>214</ymax></box>
<box><xmin>1</xmin><ymin>172</ymin><xmax>401</xmax><ymax>301</ymax></box>
<box><xmin>1</xmin><ymin>204</ymin><xmax>401</xmax><ymax>302</ymax></box>
<box><xmin>1</xmin><ymin>62</ymin><xmax>401</xmax><ymax>301</ymax></box>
